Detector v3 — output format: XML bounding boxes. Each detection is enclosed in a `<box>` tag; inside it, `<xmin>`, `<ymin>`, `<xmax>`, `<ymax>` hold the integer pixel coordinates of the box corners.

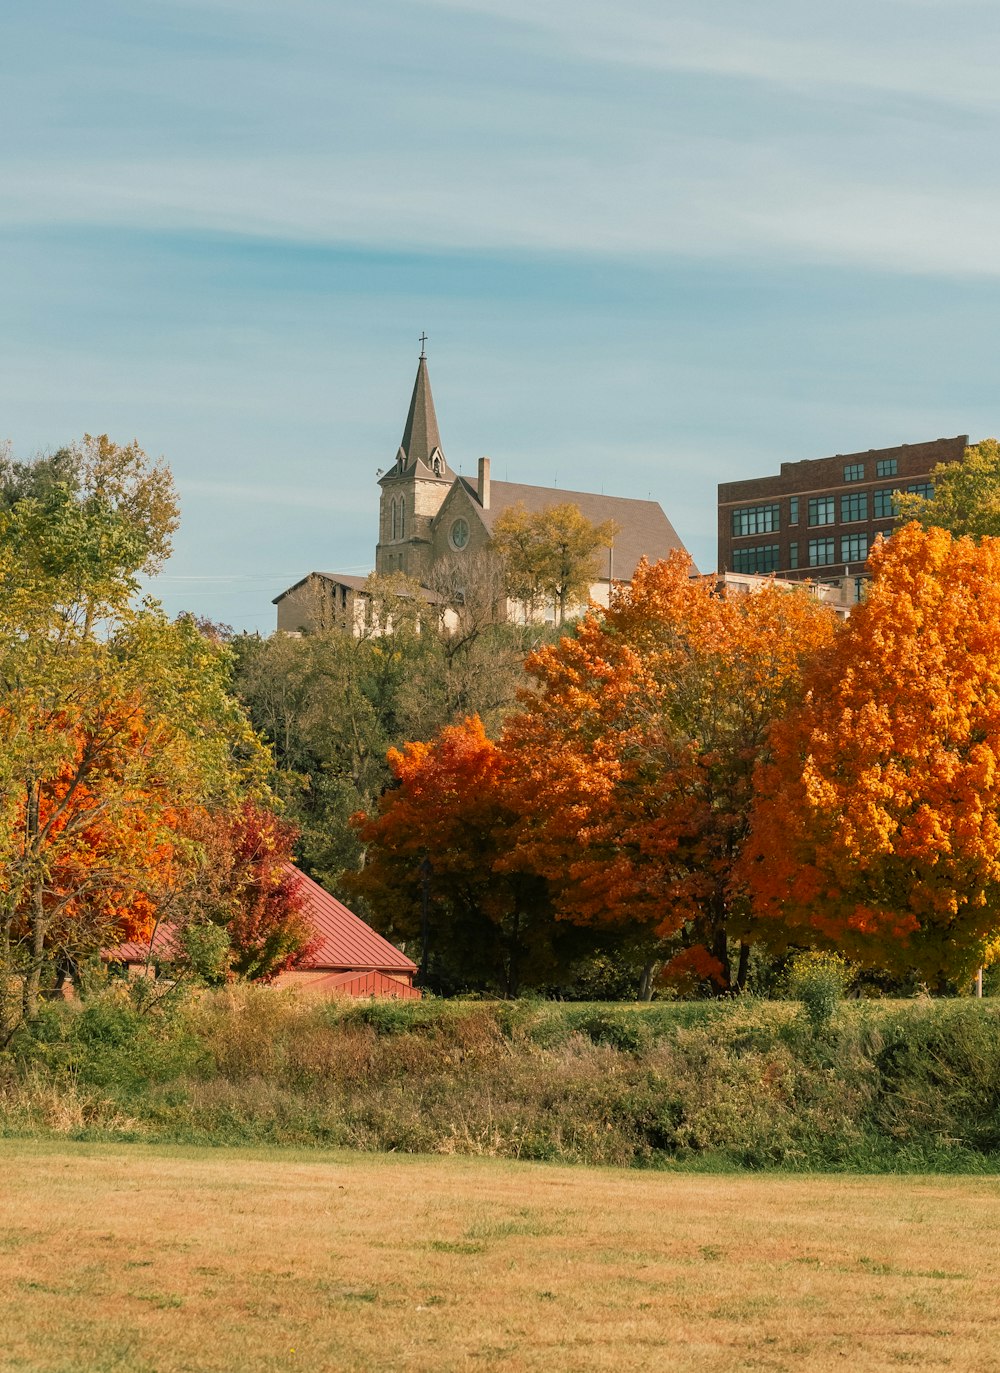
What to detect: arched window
<box><xmin>400</xmin><ymin>500</ymin><xmax>406</xmax><ymax>539</ymax></box>
<box><xmin>390</xmin><ymin>498</ymin><xmax>397</xmax><ymax>541</ymax></box>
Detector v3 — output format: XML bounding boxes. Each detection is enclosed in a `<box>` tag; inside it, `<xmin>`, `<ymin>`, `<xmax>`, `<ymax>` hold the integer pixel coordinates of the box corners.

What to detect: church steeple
<box><xmin>399</xmin><ymin>350</ymin><xmax>448</xmax><ymax>476</ymax></box>
<box><xmin>376</xmin><ymin>342</ymin><xmax>456</xmax><ymax>581</ymax></box>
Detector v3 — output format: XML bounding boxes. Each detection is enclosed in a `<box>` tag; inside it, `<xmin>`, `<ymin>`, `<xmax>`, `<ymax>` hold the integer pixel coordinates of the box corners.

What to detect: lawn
<box><xmin>1</xmin><ymin>1143</ymin><xmax>998</xmax><ymax>1372</ymax></box>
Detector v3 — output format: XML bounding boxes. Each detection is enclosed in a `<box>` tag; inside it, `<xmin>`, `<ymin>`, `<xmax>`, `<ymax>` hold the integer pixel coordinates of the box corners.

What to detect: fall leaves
<box><xmin>743</xmin><ymin>524</ymin><xmax>1000</xmax><ymax>983</ymax></box>
<box><xmin>0</xmin><ymin>441</ymin><xmax>307</xmax><ymax>1022</ymax></box>
<box><xmin>356</xmin><ymin>530</ymin><xmax>1000</xmax><ymax>989</ymax></box>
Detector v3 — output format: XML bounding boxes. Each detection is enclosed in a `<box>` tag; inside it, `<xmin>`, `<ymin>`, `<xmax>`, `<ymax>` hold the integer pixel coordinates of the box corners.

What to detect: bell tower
<box><xmin>376</xmin><ymin>339</ymin><xmax>455</xmax><ymax>583</ymax></box>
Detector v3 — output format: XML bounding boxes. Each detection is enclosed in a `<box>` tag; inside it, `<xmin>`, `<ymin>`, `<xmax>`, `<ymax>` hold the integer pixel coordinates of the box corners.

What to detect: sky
<box><xmin>3</xmin><ymin>0</ymin><xmax>999</xmax><ymax>630</ymax></box>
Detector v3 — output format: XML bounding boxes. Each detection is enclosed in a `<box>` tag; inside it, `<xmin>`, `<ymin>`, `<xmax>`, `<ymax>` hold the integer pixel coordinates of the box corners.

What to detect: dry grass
<box><xmin>1</xmin><ymin>1144</ymin><xmax>999</xmax><ymax>1372</ymax></box>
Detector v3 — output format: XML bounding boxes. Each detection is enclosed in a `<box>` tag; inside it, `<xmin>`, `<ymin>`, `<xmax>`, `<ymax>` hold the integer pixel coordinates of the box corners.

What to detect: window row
<box><xmin>731</xmin><ymin>479</ymin><xmax>931</xmax><ymax>539</ymax></box>
<box><xmin>731</xmin><ymin>544</ymin><xmax>781</xmax><ymax>575</ymax></box>
<box><xmin>808</xmin><ymin>534</ymin><xmax>870</xmax><ymax>566</ymax></box>
<box><xmin>731</xmin><ymin>503</ymin><xmax>780</xmax><ymax>537</ymax></box>
<box><xmin>845</xmin><ymin>457</ymin><xmax>899</xmax><ymax>481</ymax></box>
<box><xmin>806</xmin><ymin>484</ymin><xmax>930</xmax><ymax>526</ymax></box>
<box><xmin>732</xmin><ymin>534</ymin><xmax>872</xmax><ymax>573</ymax></box>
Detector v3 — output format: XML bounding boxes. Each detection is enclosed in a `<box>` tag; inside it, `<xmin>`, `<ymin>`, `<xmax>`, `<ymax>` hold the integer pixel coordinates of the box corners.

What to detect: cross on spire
<box><xmin>419</xmin><ymin>332</ymin><xmax>428</xmax><ymax>358</ymax></box>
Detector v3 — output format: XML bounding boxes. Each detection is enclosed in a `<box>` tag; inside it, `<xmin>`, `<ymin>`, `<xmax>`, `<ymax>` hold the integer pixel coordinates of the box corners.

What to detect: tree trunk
<box><xmin>22</xmin><ymin>781</ymin><xmax>44</xmax><ymax>1021</ymax></box>
<box><xmin>22</xmin><ymin>878</ymin><xmax>46</xmax><ymax>1021</ymax></box>
<box><xmin>503</xmin><ymin>911</ymin><xmax>522</xmax><ymax>999</ymax></box>
<box><xmin>734</xmin><ymin>941</ymin><xmax>751</xmax><ymax>993</ymax></box>
<box><xmin>638</xmin><ymin>961</ymin><xmax>657</xmax><ymax>1001</ymax></box>
<box><xmin>711</xmin><ymin>923</ymin><xmax>731</xmax><ymax>995</ymax></box>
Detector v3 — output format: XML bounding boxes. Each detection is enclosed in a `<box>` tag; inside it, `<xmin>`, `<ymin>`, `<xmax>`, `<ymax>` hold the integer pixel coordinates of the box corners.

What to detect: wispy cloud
<box><xmin>2</xmin><ymin>0</ymin><xmax>997</xmax><ymax>630</ymax></box>
<box><xmin>3</xmin><ymin>2</ymin><xmax>997</xmax><ymax>277</ymax></box>
<box><xmin>423</xmin><ymin>0</ymin><xmax>1000</xmax><ymax>110</ymax></box>
<box><xmin>5</xmin><ymin>141</ymin><xmax>998</xmax><ymax>278</ymax></box>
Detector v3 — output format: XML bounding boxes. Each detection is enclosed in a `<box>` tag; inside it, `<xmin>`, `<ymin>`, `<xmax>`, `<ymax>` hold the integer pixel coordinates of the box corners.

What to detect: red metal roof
<box><xmin>104</xmin><ymin>867</ymin><xmax>415</xmax><ymax>978</ymax></box>
<box><xmin>284</xmin><ymin>864</ymin><xmax>417</xmax><ymax>974</ymax></box>
<box><xmin>104</xmin><ymin>923</ymin><xmax>178</xmax><ymax>965</ymax></box>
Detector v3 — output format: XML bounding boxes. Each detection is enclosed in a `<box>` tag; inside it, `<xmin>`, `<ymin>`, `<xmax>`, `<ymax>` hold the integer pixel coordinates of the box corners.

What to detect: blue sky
<box><xmin>3</xmin><ymin>0</ymin><xmax>999</xmax><ymax>629</ymax></box>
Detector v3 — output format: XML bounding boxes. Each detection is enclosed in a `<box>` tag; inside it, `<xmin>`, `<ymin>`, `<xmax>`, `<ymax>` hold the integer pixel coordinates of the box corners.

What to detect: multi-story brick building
<box><xmin>717</xmin><ymin>435</ymin><xmax>967</xmax><ymax>595</ymax></box>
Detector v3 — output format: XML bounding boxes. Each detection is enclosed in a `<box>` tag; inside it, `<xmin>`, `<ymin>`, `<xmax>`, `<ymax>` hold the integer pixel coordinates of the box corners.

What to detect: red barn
<box><xmin>272</xmin><ymin>864</ymin><xmax>419</xmax><ymax>999</ymax></box>
<box><xmin>105</xmin><ymin>864</ymin><xmax>419</xmax><ymax>1000</ymax></box>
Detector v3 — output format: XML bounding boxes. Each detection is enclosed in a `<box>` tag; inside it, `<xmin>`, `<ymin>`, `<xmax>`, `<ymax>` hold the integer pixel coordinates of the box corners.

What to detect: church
<box><xmin>274</xmin><ymin>347</ymin><xmax>691</xmax><ymax>633</ymax></box>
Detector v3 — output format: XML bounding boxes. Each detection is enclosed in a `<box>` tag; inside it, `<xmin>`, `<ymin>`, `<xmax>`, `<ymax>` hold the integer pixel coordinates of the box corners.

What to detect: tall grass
<box><xmin>2</xmin><ymin>985</ymin><xmax>999</xmax><ymax>1170</ymax></box>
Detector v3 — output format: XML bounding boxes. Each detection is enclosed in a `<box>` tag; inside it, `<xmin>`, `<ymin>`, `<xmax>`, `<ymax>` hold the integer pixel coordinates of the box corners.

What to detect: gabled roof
<box><xmin>104</xmin><ymin>923</ymin><xmax>179</xmax><ymax>965</ymax></box>
<box><xmin>455</xmin><ymin>477</ymin><xmax>694</xmax><ymax>581</ymax></box>
<box><xmin>285</xmin><ymin>864</ymin><xmax>417</xmax><ymax>973</ymax></box>
<box><xmin>273</xmin><ymin>572</ymin><xmax>369</xmax><ymax>605</ymax></box>
<box><xmin>104</xmin><ymin>866</ymin><xmax>415</xmax><ymax>977</ymax></box>
<box><xmin>291</xmin><ymin>969</ymin><xmax>421</xmax><ymax>999</ymax></box>
<box><xmin>399</xmin><ymin>356</ymin><xmax>452</xmax><ymax>478</ymax></box>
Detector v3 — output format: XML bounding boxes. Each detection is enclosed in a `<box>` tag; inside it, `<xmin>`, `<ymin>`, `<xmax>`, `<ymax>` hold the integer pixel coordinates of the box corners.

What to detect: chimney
<box><xmin>478</xmin><ymin>456</ymin><xmax>491</xmax><ymax>510</ymax></box>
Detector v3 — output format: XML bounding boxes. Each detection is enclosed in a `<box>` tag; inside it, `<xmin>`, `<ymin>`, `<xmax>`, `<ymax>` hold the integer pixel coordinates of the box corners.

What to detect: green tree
<box><xmin>232</xmin><ymin>574</ymin><xmax>544</xmax><ymax>896</ymax></box>
<box><xmin>0</xmin><ymin>440</ymin><xmax>268</xmax><ymax>1023</ymax></box>
<box><xmin>896</xmin><ymin>438</ymin><xmax>1000</xmax><ymax>539</ymax></box>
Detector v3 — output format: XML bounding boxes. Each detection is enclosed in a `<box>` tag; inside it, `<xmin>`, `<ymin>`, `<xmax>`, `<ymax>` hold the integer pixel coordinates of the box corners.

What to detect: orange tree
<box><xmin>500</xmin><ymin>553</ymin><xmax>837</xmax><ymax>991</ymax></box>
<box><xmin>6</xmin><ymin>701</ymin><xmax>180</xmax><ymax>988</ymax></box>
<box><xmin>348</xmin><ymin>716</ymin><xmax>561</xmax><ymax>996</ymax></box>
<box><xmin>742</xmin><ymin>524</ymin><xmax>1000</xmax><ymax>986</ymax></box>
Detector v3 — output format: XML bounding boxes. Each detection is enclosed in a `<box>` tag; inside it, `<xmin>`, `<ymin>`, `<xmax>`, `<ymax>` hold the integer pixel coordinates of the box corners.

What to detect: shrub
<box><xmin>568</xmin><ymin>1007</ymin><xmax>650</xmax><ymax>1053</ymax></box>
<box><xmin>5</xmin><ymin>988</ymin><xmax>1000</xmax><ymax>1172</ymax></box>
<box><xmin>346</xmin><ymin>998</ymin><xmax>419</xmax><ymax>1037</ymax></box>
<box><xmin>786</xmin><ymin>953</ymin><xmax>850</xmax><ymax>1032</ymax></box>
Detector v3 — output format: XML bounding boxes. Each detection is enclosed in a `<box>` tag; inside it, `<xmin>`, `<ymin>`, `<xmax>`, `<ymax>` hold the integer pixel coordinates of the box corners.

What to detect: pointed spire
<box><xmin>399</xmin><ymin>353</ymin><xmax>447</xmax><ymax>474</ymax></box>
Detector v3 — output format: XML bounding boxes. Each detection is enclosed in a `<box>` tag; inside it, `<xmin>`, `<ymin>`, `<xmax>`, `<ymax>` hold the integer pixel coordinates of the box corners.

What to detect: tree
<box><xmin>348</xmin><ymin>716</ymin><xmax>557</xmax><ymax>996</ymax></box>
<box><xmin>232</xmin><ymin>582</ymin><xmax>546</xmax><ymax>896</ymax></box>
<box><xmin>492</xmin><ymin>502</ymin><xmax>618</xmax><ymax>624</ymax></box>
<box><xmin>896</xmin><ymin>437</ymin><xmax>1000</xmax><ymax>540</ymax></box>
<box><xmin>231</xmin><ymin>620</ymin><xmax>435</xmax><ymax>892</ymax></box>
<box><xmin>2</xmin><ymin>703</ymin><xmax>181</xmax><ymax>1006</ymax></box>
<box><xmin>176</xmin><ymin>803</ymin><xmax>315</xmax><ymax>982</ymax></box>
<box><xmin>500</xmin><ymin>554</ymin><xmax>837</xmax><ymax>990</ymax></box>
<box><xmin>0</xmin><ymin>440</ymin><xmax>269</xmax><ymax>1020</ymax></box>
<box><xmin>742</xmin><ymin>524</ymin><xmax>1000</xmax><ymax>985</ymax></box>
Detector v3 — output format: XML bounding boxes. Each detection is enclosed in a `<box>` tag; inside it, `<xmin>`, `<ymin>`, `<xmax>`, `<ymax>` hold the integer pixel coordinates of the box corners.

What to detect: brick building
<box><xmin>717</xmin><ymin>435</ymin><xmax>967</xmax><ymax>595</ymax></box>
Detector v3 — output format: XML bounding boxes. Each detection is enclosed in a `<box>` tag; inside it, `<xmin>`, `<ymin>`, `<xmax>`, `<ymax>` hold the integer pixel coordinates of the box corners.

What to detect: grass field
<box><xmin>1</xmin><ymin>1143</ymin><xmax>999</xmax><ymax>1373</ymax></box>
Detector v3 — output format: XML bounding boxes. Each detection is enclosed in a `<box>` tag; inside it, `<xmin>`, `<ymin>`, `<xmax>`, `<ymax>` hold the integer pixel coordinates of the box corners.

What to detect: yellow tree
<box><xmin>492</xmin><ymin>501</ymin><xmax>618</xmax><ymax>624</ymax></box>
<box><xmin>743</xmin><ymin>524</ymin><xmax>1000</xmax><ymax>984</ymax></box>
<box><xmin>0</xmin><ymin>442</ymin><xmax>268</xmax><ymax>1021</ymax></box>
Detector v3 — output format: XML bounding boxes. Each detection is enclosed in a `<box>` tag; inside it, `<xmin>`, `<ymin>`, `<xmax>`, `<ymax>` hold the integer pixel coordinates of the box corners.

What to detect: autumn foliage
<box><xmin>0</xmin><ymin>700</ymin><xmax>178</xmax><ymax>964</ymax></box>
<box><xmin>743</xmin><ymin>524</ymin><xmax>1000</xmax><ymax>984</ymax></box>
<box><xmin>186</xmin><ymin>802</ymin><xmax>315</xmax><ymax>982</ymax></box>
<box><xmin>0</xmin><ymin>439</ymin><xmax>284</xmax><ymax>1021</ymax></box>
<box><xmin>349</xmin><ymin>716</ymin><xmax>552</xmax><ymax>995</ymax></box>
<box><xmin>498</xmin><ymin>553</ymin><xmax>837</xmax><ymax>988</ymax></box>
<box><xmin>351</xmin><ymin>556</ymin><xmax>837</xmax><ymax>993</ymax></box>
